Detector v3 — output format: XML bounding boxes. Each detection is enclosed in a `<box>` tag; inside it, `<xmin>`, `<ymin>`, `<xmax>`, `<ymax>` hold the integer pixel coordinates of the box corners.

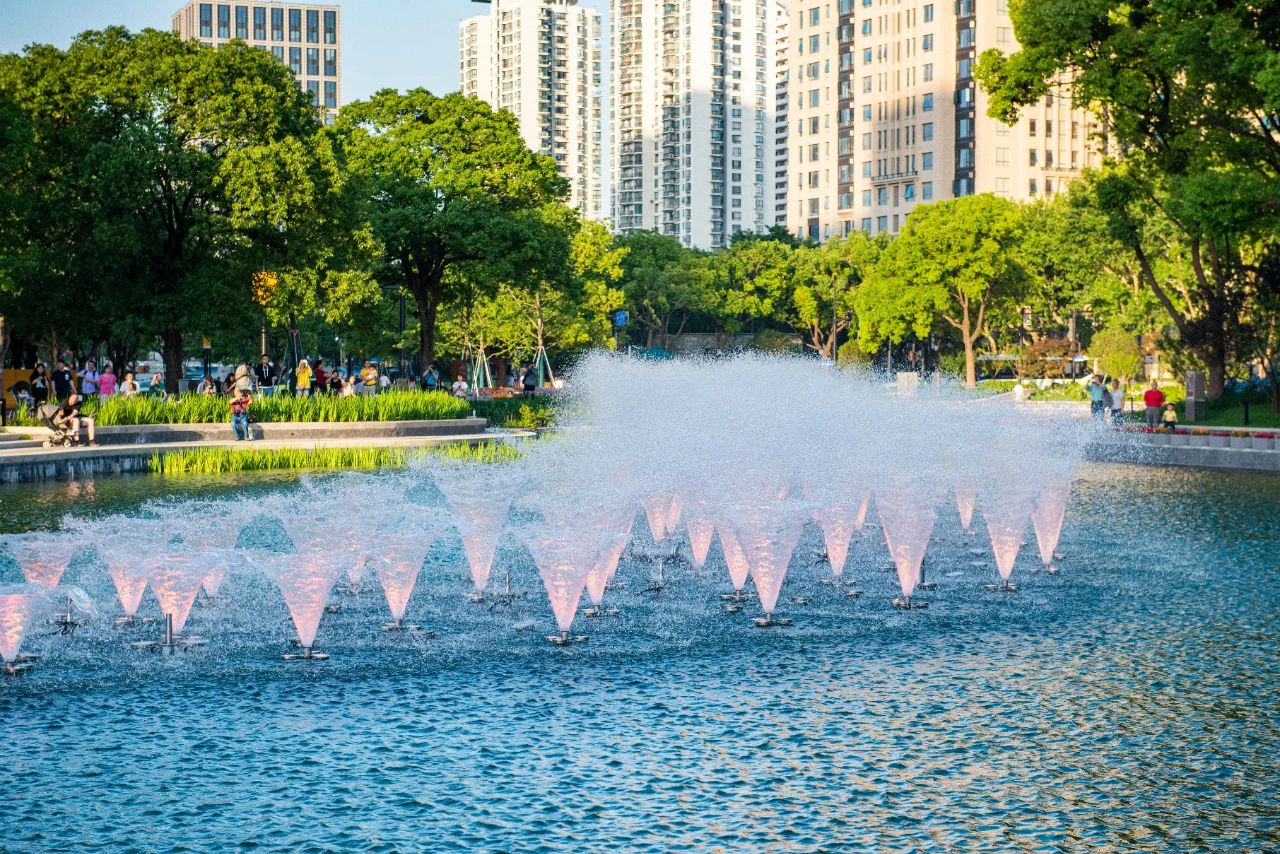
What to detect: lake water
<box><xmin>2</xmin><ymin>464</ymin><xmax>1277</xmax><ymax>852</ymax></box>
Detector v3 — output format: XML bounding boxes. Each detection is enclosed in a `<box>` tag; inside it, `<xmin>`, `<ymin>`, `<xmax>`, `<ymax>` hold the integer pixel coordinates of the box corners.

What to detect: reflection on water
<box><xmin>0</xmin><ymin>463</ymin><xmax>1278</xmax><ymax>851</ymax></box>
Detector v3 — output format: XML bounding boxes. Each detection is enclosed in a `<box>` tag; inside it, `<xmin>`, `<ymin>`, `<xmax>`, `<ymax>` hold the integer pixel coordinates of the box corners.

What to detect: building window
<box><xmin>877</xmin><ymin>215</ymin><xmax>888</xmax><ymax>232</ymax></box>
<box><xmin>1071</xmin><ymin>150</ymin><xmax>1079</xmax><ymax>167</ymax></box>
<box><xmin>253</xmin><ymin>6</ymin><xmax>266</xmax><ymax>40</ymax></box>
<box><xmin>324</xmin><ymin>80</ymin><xmax>337</xmax><ymax>108</ymax></box>
<box><xmin>957</xmin><ymin>147</ymin><xmax>972</xmax><ymax>167</ymax></box>
<box><xmin>1046</xmin><ymin>119</ymin><xmax>1054</xmax><ymax>136</ymax></box>
<box><xmin>877</xmin><ymin>187</ymin><xmax>888</xmax><ymax>205</ymax></box>
<box><xmin>995</xmin><ymin>177</ymin><xmax>1010</xmax><ymax>194</ymax></box>
<box><xmin>924</xmin><ymin>4</ymin><xmax>934</xmax><ymax>22</ymax></box>
<box><xmin>959</xmin><ymin>28</ymin><xmax>975</xmax><ymax>48</ymax></box>
<box><xmin>861</xmin><ymin>19</ymin><xmax>871</xmax><ymax>36</ymax></box>
<box><xmin>271</xmin><ymin>7</ymin><xmax>283</xmax><ymax>40</ymax></box>
<box><xmin>1029</xmin><ymin>149</ymin><xmax>1038</xmax><ymax>166</ymax></box>
<box><xmin>324</xmin><ymin>10</ymin><xmax>337</xmax><ymax>44</ymax></box>
<box><xmin>861</xmin><ymin>218</ymin><xmax>872</xmax><ymax>232</ymax></box>
<box><xmin>1071</xmin><ymin>121</ymin><xmax>1079</xmax><ymax>139</ymax></box>
<box><xmin>922</xmin><ymin>181</ymin><xmax>933</xmax><ymax>200</ymax></box>
<box><xmin>306</xmin><ymin>79</ymin><xmax>319</xmax><ymax>106</ymax></box>
<box><xmin>922</xmin><ymin>151</ymin><xmax>933</xmax><ymax>169</ymax></box>
<box><xmin>1029</xmin><ymin>178</ymin><xmax>1038</xmax><ymax>195</ymax></box>
<box><xmin>996</xmin><ymin>27</ymin><xmax>1011</xmax><ymax>44</ymax></box>
<box><xmin>862</xmin><ymin>189</ymin><xmax>872</xmax><ymax>205</ymax></box>
<box><xmin>324</xmin><ymin>48</ymin><xmax>336</xmax><ymax>77</ymax></box>
<box><xmin>809</xmin><ymin>35</ymin><xmax>820</xmax><ymax>52</ymax></box>
<box><xmin>863</xmin><ymin>76</ymin><xmax>872</xmax><ymax>93</ymax></box>
<box><xmin>235</xmin><ymin>5</ymin><xmax>248</xmax><ymax>39</ymax></box>
<box><xmin>923</xmin><ymin>63</ymin><xmax>933</xmax><ymax>82</ymax></box>
<box><xmin>198</xmin><ymin>3</ymin><xmax>213</xmax><ymax>38</ymax></box>
<box><xmin>958</xmin><ymin>118</ymin><xmax>972</xmax><ymax>139</ymax></box>
<box><xmin>862</xmin><ymin>104</ymin><xmax>872</xmax><ymax>120</ymax></box>
<box><xmin>272</xmin><ymin>46</ymin><xmax>283</xmax><ymax>62</ymax></box>
<box><xmin>217</xmin><ymin>4</ymin><xmax>230</xmax><ymax>38</ymax></box>
<box><xmin>808</xmin><ymin>198</ymin><xmax>820</xmax><ymax>215</ymax></box>
<box><xmin>1046</xmin><ymin>179</ymin><xmax>1055</xmax><ymax>195</ymax></box>
<box><xmin>809</xmin><ymin>7</ymin><xmax>821</xmax><ymax>25</ymax></box>
<box><xmin>862</xmin><ymin>133</ymin><xmax>872</xmax><ymax>150</ymax></box>
<box><xmin>306</xmin><ymin>48</ymin><xmax>319</xmax><ymax>75</ymax></box>
<box><xmin>289</xmin><ymin>46</ymin><xmax>301</xmax><ymax>75</ymax></box>
<box><xmin>922</xmin><ymin>93</ymin><xmax>933</xmax><ymax>112</ymax></box>
<box><xmin>922</xmin><ymin>122</ymin><xmax>934</xmax><ymax>141</ymax></box>
<box><xmin>903</xmin><ymin>184</ymin><xmax>915</xmax><ymax>201</ymax></box>
<box><xmin>997</xmin><ymin>0</ymin><xmax>1008</xmax><ymax>12</ymax></box>
<box><xmin>863</xmin><ymin>48</ymin><xmax>872</xmax><ymax>64</ymax></box>
<box><xmin>863</xmin><ymin>161</ymin><xmax>872</xmax><ymax>177</ymax></box>
<box><xmin>809</xmin><ymin>89</ymin><xmax>820</xmax><ymax>107</ymax></box>
<box><xmin>922</xmin><ymin>34</ymin><xmax>933</xmax><ymax>51</ymax></box>
<box><xmin>1046</xmin><ymin>149</ymin><xmax>1054</xmax><ymax>166</ymax></box>
<box><xmin>1029</xmin><ymin>118</ymin><xmax>1037</xmax><ymax>135</ymax></box>
<box><xmin>957</xmin><ymin>58</ymin><xmax>972</xmax><ymax>79</ymax></box>
<box><xmin>306</xmin><ymin>9</ymin><xmax>319</xmax><ymax>43</ymax></box>
<box><xmin>289</xmin><ymin>8</ymin><xmax>301</xmax><ymax>41</ymax></box>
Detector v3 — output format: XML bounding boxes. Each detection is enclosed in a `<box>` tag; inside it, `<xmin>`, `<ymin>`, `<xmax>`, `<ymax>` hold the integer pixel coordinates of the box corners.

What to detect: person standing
<box><xmin>358</xmin><ymin>360</ymin><xmax>378</xmax><ymax>395</ymax></box>
<box><xmin>1109</xmin><ymin>378</ymin><xmax>1125</xmax><ymax>426</ymax></box>
<box><xmin>230</xmin><ymin>387</ymin><xmax>253</xmax><ymax>441</ymax></box>
<box><xmin>295</xmin><ymin>359</ymin><xmax>312</xmax><ymax>397</ymax></box>
<box><xmin>422</xmin><ymin>362</ymin><xmax>440</xmax><ymax>392</ymax></box>
<box><xmin>118</xmin><ymin>371</ymin><xmax>140</xmax><ymax>397</ymax></box>
<box><xmin>254</xmin><ymin>355</ymin><xmax>275</xmax><ymax>395</ymax></box>
<box><xmin>312</xmin><ymin>359</ymin><xmax>328</xmax><ymax>394</ymax></box>
<box><xmin>77</xmin><ymin>360</ymin><xmax>101</xmax><ymax>398</ymax></box>
<box><xmin>1143</xmin><ymin>381</ymin><xmax>1166</xmax><ymax>429</ymax></box>
<box><xmin>1086</xmin><ymin>374</ymin><xmax>1108</xmax><ymax>421</ymax></box>
<box><xmin>29</xmin><ymin>363</ymin><xmax>50</xmax><ymax>405</ymax></box>
<box><xmin>98</xmin><ymin>363</ymin><xmax>117</xmax><ymax>397</ymax></box>
<box><xmin>52</xmin><ymin>360</ymin><xmax>74</xmax><ymax>400</ymax></box>
<box><xmin>149</xmin><ymin>372</ymin><xmax>167</xmax><ymax>400</ymax></box>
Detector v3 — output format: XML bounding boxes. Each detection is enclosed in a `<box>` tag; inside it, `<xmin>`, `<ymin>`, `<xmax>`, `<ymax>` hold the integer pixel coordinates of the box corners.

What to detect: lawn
<box><xmin>1179</xmin><ymin>402</ymin><xmax>1280</xmax><ymax>429</ymax></box>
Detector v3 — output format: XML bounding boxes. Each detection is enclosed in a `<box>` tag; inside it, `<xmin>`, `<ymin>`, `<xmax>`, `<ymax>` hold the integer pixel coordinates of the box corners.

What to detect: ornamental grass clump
<box><xmin>77</xmin><ymin>391</ymin><xmax>471</xmax><ymax>426</ymax></box>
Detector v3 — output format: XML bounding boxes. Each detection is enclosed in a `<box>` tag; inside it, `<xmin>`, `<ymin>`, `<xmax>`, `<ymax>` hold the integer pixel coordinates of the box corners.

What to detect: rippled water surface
<box><xmin>2</xmin><ymin>465</ymin><xmax>1278</xmax><ymax>852</ymax></box>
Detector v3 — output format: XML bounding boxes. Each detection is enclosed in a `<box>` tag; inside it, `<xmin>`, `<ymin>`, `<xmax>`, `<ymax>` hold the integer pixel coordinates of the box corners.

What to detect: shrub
<box><xmin>1091</xmin><ymin>326</ymin><xmax>1143</xmax><ymax>380</ymax></box>
<box><xmin>1018</xmin><ymin>338</ymin><xmax>1073</xmax><ymax>379</ymax></box>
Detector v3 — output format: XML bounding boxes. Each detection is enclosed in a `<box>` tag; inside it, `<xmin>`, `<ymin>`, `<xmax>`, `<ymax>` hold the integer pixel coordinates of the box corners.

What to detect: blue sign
<box><xmin>612</xmin><ymin>310</ymin><xmax>630</xmax><ymax>327</ymax></box>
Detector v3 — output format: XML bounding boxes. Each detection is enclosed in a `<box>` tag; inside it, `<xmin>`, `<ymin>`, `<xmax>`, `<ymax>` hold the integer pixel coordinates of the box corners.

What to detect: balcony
<box><xmin>871</xmin><ymin>169</ymin><xmax>918</xmax><ymax>183</ymax></box>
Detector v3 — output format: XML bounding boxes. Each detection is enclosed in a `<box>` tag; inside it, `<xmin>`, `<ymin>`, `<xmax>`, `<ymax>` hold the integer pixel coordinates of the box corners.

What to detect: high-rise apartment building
<box><xmin>773</xmin><ymin>1</ymin><xmax>791</xmax><ymax>227</ymax></box>
<box><xmin>460</xmin><ymin>0</ymin><xmax>604</xmax><ymax>221</ymax></box>
<box><xmin>171</xmin><ymin>1</ymin><xmax>342</xmax><ymax>125</ymax></box>
<box><xmin>787</xmin><ymin>0</ymin><xmax>1104</xmax><ymax>242</ymax></box>
<box><xmin>612</xmin><ymin>1</ymin><xmax>787</xmax><ymax>250</ymax></box>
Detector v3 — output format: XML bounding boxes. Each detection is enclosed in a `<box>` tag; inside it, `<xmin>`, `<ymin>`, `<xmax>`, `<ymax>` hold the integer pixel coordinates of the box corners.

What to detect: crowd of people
<box><xmin>1085</xmin><ymin>374</ymin><xmax>1178</xmax><ymax>429</ymax></box>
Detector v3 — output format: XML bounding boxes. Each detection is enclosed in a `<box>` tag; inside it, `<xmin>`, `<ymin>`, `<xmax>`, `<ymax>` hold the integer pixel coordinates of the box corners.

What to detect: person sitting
<box><xmin>327</xmin><ymin>368</ymin><xmax>345</xmax><ymax>395</ymax></box>
<box><xmin>451</xmin><ymin>374</ymin><xmax>469</xmax><ymax>398</ymax></box>
<box><xmin>149</xmin><ymin>372</ymin><xmax>167</xmax><ymax>399</ymax></box>
<box><xmin>230</xmin><ymin>387</ymin><xmax>253</xmax><ymax>441</ymax></box>
<box><xmin>53</xmin><ymin>393</ymin><xmax>97</xmax><ymax>447</ymax></box>
<box><xmin>313</xmin><ymin>359</ymin><xmax>328</xmax><ymax>394</ymax></box>
<box><xmin>1161</xmin><ymin>404</ymin><xmax>1178</xmax><ymax>428</ymax></box>
<box><xmin>197</xmin><ymin>374</ymin><xmax>218</xmax><ymax>396</ymax></box>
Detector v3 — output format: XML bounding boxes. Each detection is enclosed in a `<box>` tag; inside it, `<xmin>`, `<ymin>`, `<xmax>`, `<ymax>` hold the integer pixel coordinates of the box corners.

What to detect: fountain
<box><xmin>336</xmin><ymin>554</ymin><xmax>370</xmax><ymax>595</ymax></box>
<box><xmin>98</xmin><ymin>547</ymin><xmax>152</xmax><ymax>626</ymax></box>
<box><xmin>729</xmin><ymin>502</ymin><xmax>805</xmax><ymax>627</ymax></box>
<box><xmin>682</xmin><ymin>494</ymin><xmax>716</xmax><ymax>570</ymax></box>
<box><xmin>132</xmin><ymin>553</ymin><xmax>211</xmax><ymax>654</ymax></box>
<box><xmin>809</xmin><ymin>489</ymin><xmax>870</xmax><ymax>589</ymax></box>
<box><xmin>1032</xmin><ymin>479</ymin><xmax>1072</xmax><ymax>574</ymax></box>
<box><xmin>877</xmin><ymin>486</ymin><xmax>939</xmax><ymax>609</ymax></box>
<box><xmin>582</xmin><ymin>510</ymin><xmax>633</xmax><ymax>618</ymax></box>
<box><xmin>641</xmin><ymin>493</ymin><xmax>678</xmax><ymax>544</ymax></box>
<box><xmin>714</xmin><ymin>521</ymin><xmax>754</xmax><ymax>612</ymax></box>
<box><xmin>0</xmin><ymin>585</ymin><xmax>53</xmax><ymax>674</ymax></box>
<box><xmin>433</xmin><ymin>462</ymin><xmax>522</xmax><ymax>603</ymax></box>
<box><xmin>955</xmin><ymin>485</ymin><xmax>978</xmax><ymax>536</ymax></box>
<box><xmin>373</xmin><ymin>533</ymin><xmax>437</xmax><ymax>634</ymax></box>
<box><xmin>7</xmin><ymin>537</ymin><xmax>85</xmax><ymax>633</ymax></box>
<box><xmin>981</xmin><ymin>490</ymin><xmax>1036</xmax><ymax>592</ymax></box>
<box><xmin>521</xmin><ymin>525</ymin><xmax>599</xmax><ymax>645</ymax></box>
<box><xmin>266</xmin><ymin>549</ymin><xmax>345</xmax><ymax>661</ymax></box>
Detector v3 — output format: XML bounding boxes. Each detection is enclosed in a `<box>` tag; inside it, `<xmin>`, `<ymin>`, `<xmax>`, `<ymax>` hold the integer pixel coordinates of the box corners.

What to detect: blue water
<box><xmin>2</xmin><ymin>464</ymin><xmax>1278</xmax><ymax>852</ymax></box>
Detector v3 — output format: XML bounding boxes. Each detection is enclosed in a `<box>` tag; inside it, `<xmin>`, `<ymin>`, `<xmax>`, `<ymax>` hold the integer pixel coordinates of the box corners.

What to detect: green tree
<box><xmin>335</xmin><ymin>89</ymin><xmax>572</xmax><ymax>373</ymax></box>
<box><xmin>616</xmin><ymin>231</ymin><xmax>712</xmax><ymax>349</ymax></box>
<box><xmin>1</xmin><ymin>28</ymin><xmax>354</xmax><ymax>392</ymax></box>
<box><xmin>977</xmin><ymin>0</ymin><xmax>1280</xmax><ymax>399</ymax></box>
<box><xmin>1091</xmin><ymin>326</ymin><xmax>1143</xmax><ymax>382</ymax></box>
<box><xmin>856</xmin><ymin>195</ymin><xmax>1027</xmax><ymax>387</ymax></box>
<box><xmin>790</xmin><ymin>232</ymin><xmax>882</xmax><ymax>359</ymax></box>
<box><xmin>709</xmin><ymin>237</ymin><xmax>793</xmax><ymax>344</ymax></box>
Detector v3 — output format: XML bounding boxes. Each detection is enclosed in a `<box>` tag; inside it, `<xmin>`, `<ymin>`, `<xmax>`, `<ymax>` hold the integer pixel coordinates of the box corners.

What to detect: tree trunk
<box><xmin>961</xmin><ymin>303</ymin><xmax>976</xmax><ymax>389</ymax></box>
<box><xmin>161</xmin><ymin>331</ymin><xmax>184</xmax><ymax>396</ymax></box>
<box><xmin>414</xmin><ymin>286</ymin><xmax>440</xmax><ymax>376</ymax></box>
<box><xmin>0</xmin><ymin>315</ymin><xmax>8</xmax><ymax>427</ymax></box>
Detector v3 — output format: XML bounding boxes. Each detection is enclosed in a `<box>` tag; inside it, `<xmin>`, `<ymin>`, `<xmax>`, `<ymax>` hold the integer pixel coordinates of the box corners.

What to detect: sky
<box><xmin>0</xmin><ymin>0</ymin><xmax>609</xmax><ymax>103</ymax></box>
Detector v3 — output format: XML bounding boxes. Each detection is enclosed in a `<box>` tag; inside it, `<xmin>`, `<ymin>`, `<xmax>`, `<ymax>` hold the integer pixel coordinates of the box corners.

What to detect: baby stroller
<box><xmin>38</xmin><ymin>404</ymin><xmax>74</xmax><ymax>448</ymax></box>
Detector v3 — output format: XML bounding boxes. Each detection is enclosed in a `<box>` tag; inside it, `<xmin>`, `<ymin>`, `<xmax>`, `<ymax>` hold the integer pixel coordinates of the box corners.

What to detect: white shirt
<box><xmin>451</xmin><ymin>380</ymin><xmax>468</xmax><ymax>397</ymax></box>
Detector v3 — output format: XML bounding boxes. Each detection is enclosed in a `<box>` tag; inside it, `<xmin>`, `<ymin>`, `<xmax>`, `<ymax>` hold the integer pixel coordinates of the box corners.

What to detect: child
<box><xmin>1161</xmin><ymin>403</ymin><xmax>1178</xmax><ymax>428</ymax></box>
<box><xmin>230</xmin><ymin>387</ymin><xmax>253</xmax><ymax>441</ymax></box>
